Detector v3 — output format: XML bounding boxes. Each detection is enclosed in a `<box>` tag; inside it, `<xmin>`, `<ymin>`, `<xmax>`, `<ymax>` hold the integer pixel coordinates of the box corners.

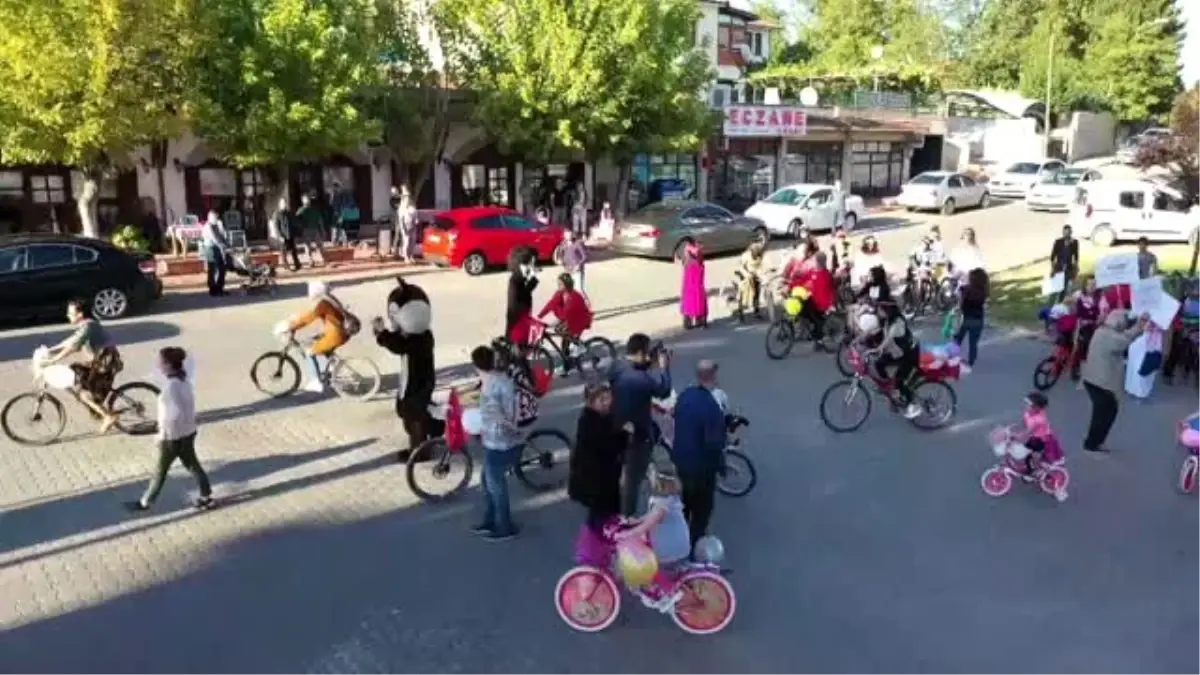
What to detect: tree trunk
<box><xmin>77</xmin><ymin>169</ymin><xmax>101</xmax><ymax>238</ymax></box>
<box><xmin>1190</xmin><ymin>234</ymin><xmax>1198</xmax><ymax>277</ymax></box>
<box><xmin>615</xmin><ymin>161</ymin><xmax>632</xmax><ymax>220</ymax></box>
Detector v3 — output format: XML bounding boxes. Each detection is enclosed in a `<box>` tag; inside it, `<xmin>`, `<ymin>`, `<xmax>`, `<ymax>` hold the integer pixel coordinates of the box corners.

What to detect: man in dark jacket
<box><xmin>505</xmin><ymin>250</ymin><xmax>539</xmax><ymax>337</ymax></box>
<box><xmin>608</xmin><ymin>333</ymin><xmax>672</xmax><ymax>515</ymax></box>
<box><xmin>1050</xmin><ymin>225</ymin><xmax>1079</xmax><ymax>302</ymax></box>
<box><xmin>669</xmin><ymin>360</ymin><xmax>726</xmax><ymax>549</ymax></box>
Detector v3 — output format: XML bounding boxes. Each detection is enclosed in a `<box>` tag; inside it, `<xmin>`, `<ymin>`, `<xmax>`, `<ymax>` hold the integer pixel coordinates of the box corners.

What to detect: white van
<box><xmin>1065</xmin><ymin>179</ymin><xmax>1198</xmax><ymax>248</ymax></box>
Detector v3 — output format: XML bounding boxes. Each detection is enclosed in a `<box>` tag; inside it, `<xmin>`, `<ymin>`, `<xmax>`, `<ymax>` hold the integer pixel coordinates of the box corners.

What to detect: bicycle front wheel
<box><xmin>819</xmin><ymin>380</ymin><xmax>872</xmax><ymax>433</ymax></box>
<box><xmin>2</xmin><ymin>391</ymin><xmax>67</xmax><ymax>445</ymax></box>
<box><xmin>250</xmin><ymin>351</ymin><xmax>301</xmax><ymax>398</ymax></box>
<box><xmin>764</xmin><ymin>320</ymin><xmax>795</xmax><ymax>360</ymax></box>
<box><xmin>578</xmin><ymin>337</ymin><xmax>617</xmax><ymax>377</ymax></box>
<box><xmin>107</xmin><ymin>382</ymin><xmax>160</xmax><ymax>435</ymax></box>
<box><xmin>514</xmin><ymin>428</ymin><xmax>572</xmax><ymax>491</ymax></box>
<box><xmin>406</xmin><ymin>437</ymin><xmax>474</xmax><ymax>502</ymax></box>
<box><xmin>329</xmin><ymin>357</ymin><xmax>382</xmax><ymax>401</ymax></box>
<box><xmin>717</xmin><ymin>449</ymin><xmax>757</xmax><ymax>497</ymax></box>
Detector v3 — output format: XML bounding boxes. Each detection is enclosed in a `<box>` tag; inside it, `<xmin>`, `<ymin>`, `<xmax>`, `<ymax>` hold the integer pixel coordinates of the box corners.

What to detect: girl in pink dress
<box><xmin>1013</xmin><ymin>392</ymin><xmax>1063</xmax><ymax>474</ymax></box>
<box><xmin>679</xmin><ymin>241</ymin><xmax>708</xmax><ymax>329</ymax></box>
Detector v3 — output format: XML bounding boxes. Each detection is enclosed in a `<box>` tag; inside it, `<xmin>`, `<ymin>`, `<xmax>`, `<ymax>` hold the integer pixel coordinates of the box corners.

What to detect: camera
<box><xmin>649</xmin><ymin>339</ymin><xmax>670</xmax><ymax>360</ymax></box>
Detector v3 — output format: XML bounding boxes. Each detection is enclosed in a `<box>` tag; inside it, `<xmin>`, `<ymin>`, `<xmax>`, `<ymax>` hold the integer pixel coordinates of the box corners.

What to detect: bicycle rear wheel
<box><xmin>514</xmin><ymin>428</ymin><xmax>572</xmax><ymax>491</ymax></box>
<box><xmin>1</xmin><ymin>391</ymin><xmax>66</xmax><ymax>445</ymax></box>
<box><xmin>329</xmin><ymin>356</ymin><xmax>382</xmax><ymax>401</ymax></box>
<box><xmin>107</xmin><ymin>382</ymin><xmax>160</xmax><ymax>435</ymax></box>
<box><xmin>908</xmin><ymin>380</ymin><xmax>957</xmax><ymax>430</ymax></box>
<box><xmin>577</xmin><ymin>337</ymin><xmax>617</xmax><ymax>377</ymax></box>
<box><xmin>406</xmin><ymin>437</ymin><xmax>473</xmax><ymax>502</ymax></box>
<box><xmin>1032</xmin><ymin>356</ymin><xmax>1061</xmax><ymax>391</ymax></box>
<box><xmin>250</xmin><ymin>351</ymin><xmax>301</xmax><ymax>398</ymax></box>
<box><xmin>819</xmin><ymin>380</ymin><xmax>872</xmax><ymax>433</ymax></box>
<box><xmin>716</xmin><ymin>450</ymin><xmax>757</xmax><ymax>497</ymax></box>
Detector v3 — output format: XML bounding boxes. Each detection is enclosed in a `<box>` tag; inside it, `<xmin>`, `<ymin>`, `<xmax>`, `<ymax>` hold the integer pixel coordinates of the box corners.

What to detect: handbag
<box><xmin>339</xmin><ymin>205</ymin><xmax>361</xmax><ymax>222</ymax></box>
<box><xmin>1138</xmin><ymin>350</ymin><xmax>1163</xmax><ymax>377</ymax></box>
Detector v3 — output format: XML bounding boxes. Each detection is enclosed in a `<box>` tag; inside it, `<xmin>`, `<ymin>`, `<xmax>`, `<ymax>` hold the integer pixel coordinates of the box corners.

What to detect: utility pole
<box><xmin>1043</xmin><ymin>31</ymin><xmax>1054</xmax><ymax>157</ymax></box>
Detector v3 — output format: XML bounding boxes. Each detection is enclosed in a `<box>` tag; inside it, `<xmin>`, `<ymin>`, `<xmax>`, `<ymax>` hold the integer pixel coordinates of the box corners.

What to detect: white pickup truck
<box><xmin>744</xmin><ymin>183</ymin><xmax>867</xmax><ymax>238</ymax></box>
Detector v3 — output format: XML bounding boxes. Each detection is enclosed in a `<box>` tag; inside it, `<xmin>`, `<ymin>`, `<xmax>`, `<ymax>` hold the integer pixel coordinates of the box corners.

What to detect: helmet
<box><xmin>857</xmin><ymin>312</ymin><xmax>881</xmax><ymax>334</ymax></box>
<box><xmin>307</xmin><ymin>280</ymin><xmax>328</xmax><ymax>299</ymax></box>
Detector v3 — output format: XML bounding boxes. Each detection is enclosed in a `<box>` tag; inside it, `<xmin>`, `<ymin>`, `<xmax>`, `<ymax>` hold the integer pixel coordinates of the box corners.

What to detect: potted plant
<box><xmin>110</xmin><ymin>225</ymin><xmax>151</xmax><ymax>253</ymax></box>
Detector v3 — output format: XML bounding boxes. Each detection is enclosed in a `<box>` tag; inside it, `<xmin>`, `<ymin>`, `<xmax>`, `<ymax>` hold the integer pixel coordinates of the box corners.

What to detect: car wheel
<box><xmin>788</xmin><ymin>220</ymin><xmax>804</xmax><ymax>239</ymax></box>
<box><xmin>843</xmin><ymin>213</ymin><xmax>857</xmax><ymax>231</ymax></box>
<box><xmin>979</xmin><ymin>192</ymin><xmax>991</xmax><ymax>209</ymax></box>
<box><xmin>92</xmin><ymin>287</ymin><xmax>130</xmax><ymax>319</ymax></box>
<box><xmin>1090</xmin><ymin>225</ymin><xmax>1116</xmax><ymax>248</ymax></box>
<box><xmin>673</xmin><ymin>239</ymin><xmax>693</xmax><ymax>263</ymax></box>
<box><xmin>462</xmin><ymin>251</ymin><xmax>488</xmax><ymax>276</ymax></box>
<box><xmin>753</xmin><ymin>227</ymin><xmax>769</xmax><ymax>245</ymax></box>
<box><xmin>941</xmin><ymin>198</ymin><xmax>956</xmax><ymax>216</ymax></box>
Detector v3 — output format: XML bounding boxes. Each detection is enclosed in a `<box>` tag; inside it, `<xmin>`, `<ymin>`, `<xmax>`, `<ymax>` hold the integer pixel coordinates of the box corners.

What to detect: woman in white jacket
<box><xmin>950</xmin><ymin>227</ymin><xmax>986</xmax><ymax>276</ymax></box>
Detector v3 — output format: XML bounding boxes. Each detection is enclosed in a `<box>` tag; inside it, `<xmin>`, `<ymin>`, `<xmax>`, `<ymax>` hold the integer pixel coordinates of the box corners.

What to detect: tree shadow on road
<box><xmin>0</xmin><ymin>438</ymin><xmax>377</xmax><ymax>563</ymax></box>
<box><xmin>197</xmin><ymin>390</ymin><xmax>328</xmax><ymax>425</ymax></box>
<box><xmin>0</xmin><ymin>320</ymin><xmax>182</xmax><ymax>364</ymax></box>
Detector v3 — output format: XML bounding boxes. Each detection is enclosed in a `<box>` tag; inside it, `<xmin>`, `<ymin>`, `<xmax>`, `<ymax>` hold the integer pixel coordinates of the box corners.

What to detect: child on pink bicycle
<box><xmin>1010</xmin><ymin>392</ymin><xmax>1064</xmax><ymax>474</ymax></box>
<box><xmin>612</xmin><ymin>463</ymin><xmax>692</xmax><ymax>610</ymax></box>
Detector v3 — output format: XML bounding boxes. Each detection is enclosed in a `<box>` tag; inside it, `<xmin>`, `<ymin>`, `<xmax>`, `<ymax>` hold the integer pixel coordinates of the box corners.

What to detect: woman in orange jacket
<box><xmin>286</xmin><ymin>280</ymin><xmax>352</xmax><ymax>393</ymax></box>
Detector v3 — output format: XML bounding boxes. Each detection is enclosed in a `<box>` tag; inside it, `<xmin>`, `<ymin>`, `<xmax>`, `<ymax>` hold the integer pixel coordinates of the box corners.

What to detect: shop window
<box><xmin>851</xmin><ymin>142</ymin><xmax>905</xmax><ymax>197</ymax></box>
<box><xmin>323</xmin><ymin>166</ymin><xmax>353</xmax><ymax>196</ymax></box>
<box><xmin>462</xmin><ymin>164</ymin><xmax>487</xmax><ymax>205</ymax></box>
<box><xmin>782</xmin><ymin>142</ymin><xmax>842</xmax><ymax>186</ymax></box>
<box><xmin>198</xmin><ymin>167</ymin><xmax>237</xmax><ymax>212</ymax></box>
<box><xmin>0</xmin><ymin>171</ymin><xmax>22</xmax><ymax>198</ymax></box>
<box><xmin>29</xmin><ymin>175</ymin><xmax>66</xmax><ymax>204</ymax></box>
<box><xmin>631</xmin><ymin>154</ymin><xmax>697</xmax><ymax>208</ymax></box>
<box><xmin>718</xmin><ymin>25</ymin><xmax>730</xmax><ymax>48</ymax></box>
<box><xmin>488</xmin><ymin>167</ymin><xmax>510</xmax><ymax>206</ymax></box>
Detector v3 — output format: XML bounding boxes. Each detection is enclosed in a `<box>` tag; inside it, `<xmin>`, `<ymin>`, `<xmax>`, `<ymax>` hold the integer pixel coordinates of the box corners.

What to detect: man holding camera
<box><xmin>609</xmin><ymin>333</ymin><xmax>673</xmax><ymax>516</ymax></box>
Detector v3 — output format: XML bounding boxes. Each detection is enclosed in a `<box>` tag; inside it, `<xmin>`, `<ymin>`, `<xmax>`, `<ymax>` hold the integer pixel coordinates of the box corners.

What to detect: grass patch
<box><xmin>988</xmin><ymin>243</ymin><xmax>1196</xmax><ymax>328</ymax></box>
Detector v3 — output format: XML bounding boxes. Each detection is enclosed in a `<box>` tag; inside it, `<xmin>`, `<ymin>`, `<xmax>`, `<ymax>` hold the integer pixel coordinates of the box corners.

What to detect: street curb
<box><xmin>162</xmin><ymin>259</ymin><xmax>426</xmax><ymax>291</ymax></box>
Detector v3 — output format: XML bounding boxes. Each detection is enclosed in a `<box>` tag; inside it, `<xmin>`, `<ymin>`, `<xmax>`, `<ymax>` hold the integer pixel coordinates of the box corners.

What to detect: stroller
<box><xmin>228</xmin><ymin>250</ymin><xmax>277</xmax><ymax>294</ymax></box>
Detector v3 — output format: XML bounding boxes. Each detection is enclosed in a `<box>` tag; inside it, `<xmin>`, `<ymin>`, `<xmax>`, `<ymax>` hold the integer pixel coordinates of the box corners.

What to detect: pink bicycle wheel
<box><xmin>554</xmin><ymin>566</ymin><xmax>620</xmax><ymax>632</ymax></box>
<box><xmin>1040</xmin><ymin>467</ymin><xmax>1070</xmax><ymax>498</ymax></box>
<box><xmin>980</xmin><ymin>467</ymin><xmax>1012</xmax><ymax>497</ymax></box>
<box><xmin>671</xmin><ymin>570</ymin><xmax>736</xmax><ymax>635</ymax></box>
<box><xmin>1179</xmin><ymin>456</ymin><xmax>1199</xmax><ymax>494</ymax></box>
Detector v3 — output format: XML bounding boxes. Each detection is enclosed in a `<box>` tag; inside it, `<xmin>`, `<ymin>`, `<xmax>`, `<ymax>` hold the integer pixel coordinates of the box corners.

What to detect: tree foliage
<box><xmin>186</xmin><ymin>0</ymin><xmax>384</xmax><ymax>168</ymax></box>
<box><xmin>0</xmin><ymin>0</ymin><xmax>194</xmax><ymax>235</ymax></box>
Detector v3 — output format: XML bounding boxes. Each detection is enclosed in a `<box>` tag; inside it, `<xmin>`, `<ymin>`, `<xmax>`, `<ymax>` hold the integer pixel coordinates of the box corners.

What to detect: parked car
<box><xmin>744</xmin><ymin>183</ymin><xmax>868</xmax><ymax>237</ymax></box>
<box><xmin>0</xmin><ymin>234</ymin><xmax>163</xmax><ymax>323</ymax></box>
<box><xmin>1026</xmin><ymin>167</ymin><xmax>1104</xmax><ymax>212</ymax></box>
<box><xmin>610</xmin><ymin>201</ymin><xmax>766</xmax><ymax>261</ymax></box>
<box><xmin>421</xmin><ymin>205</ymin><xmax>566</xmax><ymax>276</ymax></box>
<box><xmin>1066</xmin><ymin>178</ymin><xmax>1198</xmax><ymax>248</ymax></box>
<box><xmin>1116</xmin><ymin>127</ymin><xmax>1173</xmax><ymax>164</ymax></box>
<box><xmin>896</xmin><ymin>171</ymin><xmax>991</xmax><ymax>215</ymax></box>
<box><xmin>987</xmin><ymin>159</ymin><xmax>1067</xmax><ymax>199</ymax></box>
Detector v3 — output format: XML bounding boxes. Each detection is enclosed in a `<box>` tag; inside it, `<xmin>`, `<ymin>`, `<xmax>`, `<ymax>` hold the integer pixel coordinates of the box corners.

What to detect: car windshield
<box><xmin>908</xmin><ymin>174</ymin><xmax>945</xmax><ymax>186</ymax></box>
<box><xmin>1005</xmin><ymin>163</ymin><xmax>1042</xmax><ymax>174</ymax></box>
<box><xmin>1042</xmin><ymin>170</ymin><xmax>1085</xmax><ymax>186</ymax></box>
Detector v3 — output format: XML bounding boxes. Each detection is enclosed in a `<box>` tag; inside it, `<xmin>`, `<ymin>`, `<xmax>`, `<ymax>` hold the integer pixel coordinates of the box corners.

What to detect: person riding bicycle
<box><xmin>44</xmin><ymin>299</ymin><xmax>121</xmax><ymax>432</ymax></box>
<box><xmin>851</xmin><ymin>235</ymin><xmax>886</xmax><ymax>288</ymax></box>
<box><xmin>858</xmin><ymin>308</ymin><xmax>923</xmax><ymax>420</ymax></box>
<box><xmin>795</xmin><ymin>252</ymin><xmax>837</xmax><ymax>347</ymax></box>
<box><xmin>284</xmin><ymin>280</ymin><xmax>354</xmax><ymax>393</ymax></box>
<box><xmin>537</xmin><ymin>273</ymin><xmax>593</xmax><ymax>345</ymax></box>
<box><xmin>734</xmin><ymin>242</ymin><xmax>768</xmax><ymax>317</ymax></box>
<box><xmin>782</xmin><ymin>240</ymin><xmax>820</xmax><ymax>288</ymax></box>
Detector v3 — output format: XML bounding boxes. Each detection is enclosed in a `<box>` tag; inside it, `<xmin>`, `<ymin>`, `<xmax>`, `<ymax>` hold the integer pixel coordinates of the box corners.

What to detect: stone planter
<box><xmin>322</xmin><ymin>246</ymin><xmax>356</xmax><ymax>264</ymax></box>
<box><xmin>160</xmin><ymin>257</ymin><xmax>205</xmax><ymax>277</ymax></box>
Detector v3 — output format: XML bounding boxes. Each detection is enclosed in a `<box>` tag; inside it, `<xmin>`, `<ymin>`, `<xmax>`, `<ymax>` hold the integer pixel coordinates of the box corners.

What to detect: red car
<box><xmin>422</xmin><ymin>206</ymin><xmax>567</xmax><ymax>275</ymax></box>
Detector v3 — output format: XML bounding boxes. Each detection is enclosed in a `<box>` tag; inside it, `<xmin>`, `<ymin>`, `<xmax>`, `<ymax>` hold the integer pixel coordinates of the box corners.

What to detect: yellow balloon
<box><xmin>784</xmin><ymin>297</ymin><xmax>804</xmax><ymax>316</ymax></box>
<box><xmin>616</xmin><ymin>540</ymin><xmax>659</xmax><ymax>588</ymax></box>
<box><xmin>790</xmin><ymin>286</ymin><xmax>811</xmax><ymax>300</ymax></box>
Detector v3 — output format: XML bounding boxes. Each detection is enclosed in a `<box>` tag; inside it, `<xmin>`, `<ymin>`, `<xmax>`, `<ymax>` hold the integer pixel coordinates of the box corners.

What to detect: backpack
<box><xmin>325</xmin><ymin>294</ymin><xmax>361</xmax><ymax>336</ymax></box>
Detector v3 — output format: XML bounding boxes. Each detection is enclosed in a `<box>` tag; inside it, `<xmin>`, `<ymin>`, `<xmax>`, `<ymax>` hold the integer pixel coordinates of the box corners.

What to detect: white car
<box><xmin>988</xmin><ymin>159</ymin><xmax>1067</xmax><ymax>198</ymax></box>
<box><xmin>1026</xmin><ymin>167</ymin><xmax>1103</xmax><ymax>212</ymax></box>
<box><xmin>744</xmin><ymin>183</ymin><xmax>867</xmax><ymax>237</ymax></box>
<box><xmin>1066</xmin><ymin>178</ymin><xmax>1198</xmax><ymax>248</ymax></box>
<box><xmin>896</xmin><ymin>171</ymin><xmax>991</xmax><ymax>215</ymax></box>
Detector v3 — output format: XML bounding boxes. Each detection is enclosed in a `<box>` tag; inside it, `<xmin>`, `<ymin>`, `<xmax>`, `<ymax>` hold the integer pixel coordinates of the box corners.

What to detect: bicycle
<box><xmin>405</xmin><ymin>387</ymin><xmax>574</xmax><ymax>501</ymax></box>
<box><xmin>1032</xmin><ymin>321</ymin><xmax>1083</xmax><ymax>391</ymax></box>
<box><xmin>764</xmin><ymin>305</ymin><xmax>848</xmax><ymax>361</ymax></box>
<box><xmin>2</xmin><ymin>347</ymin><xmax>160</xmax><ymax>445</ymax></box>
<box><xmin>250</xmin><ymin>332</ymin><xmax>382</xmax><ymax>401</ymax></box>
<box><xmin>509</xmin><ymin>320</ymin><xmax>617</xmax><ymax>383</ymax></box>
<box><xmin>818</xmin><ymin>347</ymin><xmax>958</xmax><ymax>433</ymax></box>
<box><xmin>651</xmin><ymin>394</ymin><xmax>757</xmax><ymax>497</ymax></box>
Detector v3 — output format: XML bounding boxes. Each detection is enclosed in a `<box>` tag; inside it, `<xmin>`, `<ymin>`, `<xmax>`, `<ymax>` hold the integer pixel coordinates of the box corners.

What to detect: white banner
<box><xmin>1093</xmin><ymin>252</ymin><xmax>1139</xmax><ymax>288</ymax></box>
<box><xmin>1130</xmin><ymin>276</ymin><xmax>1163</xmax><ymax>317</ymax></box>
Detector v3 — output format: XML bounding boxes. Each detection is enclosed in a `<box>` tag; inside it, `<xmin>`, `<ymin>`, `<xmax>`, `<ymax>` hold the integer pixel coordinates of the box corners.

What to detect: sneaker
<box><xmin>301</xmin><ymin>380</ymin><xmax>326</xmax><ymax>394</ymax></box>
<box><xmin>123</xmin><ymin>500</ymin><xmax>149</xmax><ymax>513</ymax></box>
<box><xmin>637</xmin><ymin>587</ymin><xmax>680</xmax><ymax>612</ymax></box>
<box><xmin>481</xmin><ymin>528</ymin><xmax>519</xmax><ymax>542</ymax></box>
<box><xmin>194</xmin><ymin>496</ymin><xmax>216</xmax><ymax>510</ymax></box>
<box><xmin>903</xmin><ymin>402</ymin><xmax>923</xmax><ymax>419</ymax></box>
<box><xmin>959</xmin><ymin>363</ymin><xmax>972</xmax><ymax>375</ymax></box>
<box><xmin>469</xmin><ymin>522</ymin><xmax>494</xmax><ymax>536</ymax></box>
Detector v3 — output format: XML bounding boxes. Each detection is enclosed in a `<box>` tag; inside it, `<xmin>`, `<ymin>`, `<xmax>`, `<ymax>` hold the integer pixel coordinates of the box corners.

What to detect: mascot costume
<box><xmin>375</xmin><ymin>276</ymin><xmax>442</xmax><ymax>461</ymax></box>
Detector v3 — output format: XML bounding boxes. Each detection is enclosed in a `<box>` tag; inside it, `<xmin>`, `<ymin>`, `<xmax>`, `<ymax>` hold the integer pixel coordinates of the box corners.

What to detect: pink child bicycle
<box><xmin>981</xmin><ymin>426</ymin><xmax>1070</xmax><ymax>502</ymax></box>
<box><xmin>1177</xmin><ymin>415</ymin><xmax>1199</xmax><ymax>494</ymax></box>
<box><xmin>553</xmin><ymin>519</ymin><xmax>736</xmax><ymax>635</ymax></box>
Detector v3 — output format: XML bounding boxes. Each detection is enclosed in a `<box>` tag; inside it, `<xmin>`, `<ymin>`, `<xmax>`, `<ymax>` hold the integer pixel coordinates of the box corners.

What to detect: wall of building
<box><xmin>945</xmin><ymin>117</ymin><xmax>1041</xmax><ymax>167</ymax></box>
<box><xmin>1066</xmin><ymin>111</ymin><xmax>1117</xmax><ymax>163</ymax></box>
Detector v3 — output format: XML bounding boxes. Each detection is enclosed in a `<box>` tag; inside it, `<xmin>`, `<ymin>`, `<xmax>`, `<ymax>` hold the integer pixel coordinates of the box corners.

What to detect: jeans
<box><xmin>876</xmin><ymin>349</ymin><xmax>918</xmax><ymax>404</ymax></box>
<box><xmin>281</xmin><ymin>237</ymin><xmax>301</xmax><ymax>270</ymax></box>
<box><xmin>621</xmin><ymin>437</ymin><xmax>653</xmax><ymax>516</ymax></box>
<box><xmin>954</xmin><ymin>316</ymin><xmax>984</xmax><ymax>366</ymax></box>
<box><xmin>304</xmin><ymin>354</ymin><xmax>327</xmax><ymax>384</ymax></box>
<box><xmin>205</xmin><ymin>252</ymin><xmax>226</xmax><ymax>296</ymax></box>
<box><xmin>141</xmin><ymin>433</ymin><xmax>212</xmax><ymax>505</ymax></box>
<box><xmin>570</xmin><ymin>269</ymin><xmax>585</xmax><ymax>294</ymax></box>
<box><xmin>1083</xmin><ymin>382</ymin><xmax>1119</xmax><ymax>450</ymax></box>
<box><xmin>481</xmin><ymin>445</ymin><xmax>519</xmax><ymax>533</ymax></box>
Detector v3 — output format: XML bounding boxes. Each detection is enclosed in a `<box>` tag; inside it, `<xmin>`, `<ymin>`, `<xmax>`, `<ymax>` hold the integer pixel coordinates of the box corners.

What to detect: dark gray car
<box><xmin>609</xmin><ymin>201</ymin><xmax>766</xmax><ymax>261</ymax></box>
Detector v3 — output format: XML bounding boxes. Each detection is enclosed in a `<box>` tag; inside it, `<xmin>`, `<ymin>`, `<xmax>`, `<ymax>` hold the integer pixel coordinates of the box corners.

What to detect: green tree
<box><xmin>1079</xmin><ymin>0</ymin><xmax>1183</xmax><ymax>121</ymax></box>
<box><xmin>1135</xmin><ymin>88</ymin><xmax>1198</xmax><ymax>272</ymax></box>
<box><xmin>802</xmin><ymin>0</ymin><xmax>946</xmax><ymax>72</ymax></box>
<box><xmin>186</xmin><ymin>0</ymin><xmax>383</xmax><ymax>176</ymax></box>
<box><xmin>961</xmin><ymin>0</ymin><xmax>1043</xmax><ymax>89</ymax></box>
<box><xmin>0</xmin><ymin>0</ymin><xmax>193</xmax><ymax>237</ymax></box>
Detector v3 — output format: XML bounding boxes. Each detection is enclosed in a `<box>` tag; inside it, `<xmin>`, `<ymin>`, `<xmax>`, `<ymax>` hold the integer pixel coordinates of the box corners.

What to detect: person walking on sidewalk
<box><xmin>470</xmin><ymin>345</ymin><xmax>523</xmax><ymax>541</ymax></box>
<box><xmin>561</xmin><ymin>230</ymin><xmax>588</xmax><ymax>296</ymax></box>
<box><xmin>200</xmin><ymin>210</ymin><xmax>229</xmax><ymax>296</ymax></box>
<box><xmin>953</xmin><ymin>268</ymin><xmax>990</xmax><ymax>373</ymax></box>
<box><xmin>394</xmin><ymin>185</ymin><xmax>417</xmax><ymax>262</ymax></box>
<box><xmin>296</xmin><ymin>192</ymin><xmax>326</xmax><ymax>267</ymax></box>
<box><xmin>125</xmin><ymin>347</ymin><xmax>214</xmax><ymax>512</ymax></box>
<box><xmin>271</xmin><ymin>197</ymin><xmax>301</xmax><ymax>271</ymax></box>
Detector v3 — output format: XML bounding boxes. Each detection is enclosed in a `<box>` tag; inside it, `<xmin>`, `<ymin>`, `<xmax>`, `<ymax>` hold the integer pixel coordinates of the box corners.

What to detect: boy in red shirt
<box><xmin>538</xmin><ymin>273</ymin><xmax>593</xmax><ymax>341</ymax></box>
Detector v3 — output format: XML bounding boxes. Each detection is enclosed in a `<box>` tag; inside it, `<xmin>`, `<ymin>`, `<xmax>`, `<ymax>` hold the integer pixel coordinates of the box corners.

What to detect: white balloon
<box><xmin>461</xmin><ymin>407</ymin><xmax>483</xmax><ymax>435</ymax></box>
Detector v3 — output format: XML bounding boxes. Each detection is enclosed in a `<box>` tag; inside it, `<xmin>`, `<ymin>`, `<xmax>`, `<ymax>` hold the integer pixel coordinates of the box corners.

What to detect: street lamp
<box><xmin>870</xmin><ymin>45</ymin><xmax>884</xmax><ymax>93</ymax></box>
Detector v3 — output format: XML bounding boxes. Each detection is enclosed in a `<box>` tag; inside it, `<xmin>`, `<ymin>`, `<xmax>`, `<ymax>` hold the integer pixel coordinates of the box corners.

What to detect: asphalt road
<box><xmin>0</xmin><ymin>201</ymin><xmax>1195</xmax><ymax>674</ymax></box>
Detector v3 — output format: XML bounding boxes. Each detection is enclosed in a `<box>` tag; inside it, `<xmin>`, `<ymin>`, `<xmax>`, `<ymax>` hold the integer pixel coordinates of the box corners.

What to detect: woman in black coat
<box><xmin>505</xmin><ymin>250</ymin><xmax>539</xmax><ymax>336</ymax></box>
<box><xmin>568</xmin><ymin>382</ymin><xmax>628</xmax><ymax>528</ymax></box>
